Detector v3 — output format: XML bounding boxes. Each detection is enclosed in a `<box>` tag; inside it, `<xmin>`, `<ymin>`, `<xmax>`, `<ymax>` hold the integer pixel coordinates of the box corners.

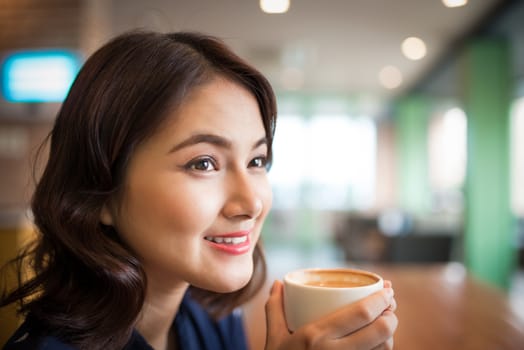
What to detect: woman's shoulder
<box><xmin>2</xmin><ymin>318</ymin><xmax>151</xmax><ymax>350</ymax></box>
<box><xmin>175</xmin><ymin>293</ymin><xmax>248</xmax><ymax>350</ymax></box>
<box><xmin>2</xmin><ymin>319</ymin><xmax>75</xmax><ymax>350</ymax></box>
<box><xmin>3</xmin><ymin>335</ymin><xmax>74</xmax><ymax>350</ymax></box>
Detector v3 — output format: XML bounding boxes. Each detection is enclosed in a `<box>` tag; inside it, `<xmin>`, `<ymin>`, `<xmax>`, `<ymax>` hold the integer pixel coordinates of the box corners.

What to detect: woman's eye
<box><xmin>249</xmin><ymin>156</ymin><xmax>267</xmax><ymax>168</ymax></box>
<box><xmin>186</xmin><ymin>157</ymin><xmax>217</xmax><ymax>172</ymax></box>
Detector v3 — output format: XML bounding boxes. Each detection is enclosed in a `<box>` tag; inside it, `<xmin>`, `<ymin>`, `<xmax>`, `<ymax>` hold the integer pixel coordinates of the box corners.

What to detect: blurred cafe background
<box><xmin>1</xmin><ymin>0</ymin><xmax>524</xmax><ymax>347</ymax></box>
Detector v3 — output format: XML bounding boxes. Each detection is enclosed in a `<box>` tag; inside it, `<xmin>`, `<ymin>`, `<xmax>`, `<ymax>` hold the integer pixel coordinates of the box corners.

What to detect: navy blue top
<box><xmin>3</xmin><ymin>293</ymin><xmax>249</xmax><ymax>350</ymax></box>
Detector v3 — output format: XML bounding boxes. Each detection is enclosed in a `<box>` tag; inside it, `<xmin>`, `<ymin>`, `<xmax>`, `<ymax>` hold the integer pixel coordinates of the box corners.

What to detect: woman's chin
<box><xmin>214</xmin><ymin>274</ymin><xmax>252</xmax><ymax>293</ymax></box>
<box><xmin>201</xmin><ymin>268</ymin><xmax>253</xmax><ymax>293</ymax></box>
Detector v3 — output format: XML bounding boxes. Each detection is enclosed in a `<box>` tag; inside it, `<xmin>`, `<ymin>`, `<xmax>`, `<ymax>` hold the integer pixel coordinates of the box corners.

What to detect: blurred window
<box><xmin>427</xmin><ymin>107</ymin><xmax>467</xmax><ymax>212</ymax></box>
<box><xmin>428</xmin><ymin>107</ymin><xmax>467</xmax><ymax>190</ymax></box>
<box><xmin>269</xmin><ymin>114</ymin><xmax>376</xmax><ymax>210</ymax></box>
<box><xmin>511</xmin><ymin>97</ymin><xmax>524</xmax><ymax>216</ymax></box>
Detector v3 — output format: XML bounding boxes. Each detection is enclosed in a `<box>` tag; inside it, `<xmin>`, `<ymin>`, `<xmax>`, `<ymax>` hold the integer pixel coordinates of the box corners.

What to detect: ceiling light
<box><xmin>260</xmin><ymin>0</ymin><xmax>290</xmax><ymax>14</ymax></box>
<box><xmin>442</xmin><ymin>0</ymin><xmax>468</xmax><ymax>8</ymax></box>
<box><xmin>379</xmin><ymin>66</ymin><xmax>402</xmax><ymax>89</ymax></box>
<box><xmin>401</xmin><ymin>37</ymin><xmax>427</xmax><ymax>60</ymax></box>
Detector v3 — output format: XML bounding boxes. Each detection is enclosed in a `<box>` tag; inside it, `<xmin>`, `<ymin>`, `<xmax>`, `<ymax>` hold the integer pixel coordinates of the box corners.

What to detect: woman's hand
<box><xmin>265</xmin><ymin>280</ymin><xmax>398</xmax><ymax>350</ymax></box>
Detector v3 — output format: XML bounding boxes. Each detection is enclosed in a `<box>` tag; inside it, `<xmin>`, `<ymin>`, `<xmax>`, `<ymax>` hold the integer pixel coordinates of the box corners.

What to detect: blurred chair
<box><xmin>334</xmin><ymin>213</ymin><xmax>456</xmax><ymax>264</ymax></box>
<box><xmin>334</xmin><ymin>214</ymin><xmax>388</xmax><ymax>263</ymax></box>
<box><xmin>385</xmin><ymin>234</ymin><xmax>453</xmax><ymax>263</ymax></box>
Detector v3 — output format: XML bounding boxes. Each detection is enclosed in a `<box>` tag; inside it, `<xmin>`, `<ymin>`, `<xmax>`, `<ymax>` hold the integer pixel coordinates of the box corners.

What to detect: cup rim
<box><xmin>284</xmin><ymin>267</ymin><xmax>383</xmax><ymax>289</ymax></box>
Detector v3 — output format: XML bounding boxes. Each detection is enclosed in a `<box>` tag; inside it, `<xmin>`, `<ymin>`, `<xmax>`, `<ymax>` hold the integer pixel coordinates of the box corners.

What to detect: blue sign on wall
<box><xmin>1</xmin><ymin>50</ymin><xmax>81</xmax><ymax>103</ymax></box>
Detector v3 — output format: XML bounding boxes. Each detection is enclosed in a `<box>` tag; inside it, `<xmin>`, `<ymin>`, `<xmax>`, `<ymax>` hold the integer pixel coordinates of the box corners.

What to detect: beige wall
<box><xmin>0</xmin><ymin>119</ymin><xmax>51</xmax><ymax>213</ymax></box>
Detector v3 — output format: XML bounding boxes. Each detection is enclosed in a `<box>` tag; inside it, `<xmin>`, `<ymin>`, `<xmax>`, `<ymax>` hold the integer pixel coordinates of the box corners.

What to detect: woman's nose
<box><xmin>222</xmin><ymin>170</ymin><xmax>263</xmax><ymax>219</ymax></box>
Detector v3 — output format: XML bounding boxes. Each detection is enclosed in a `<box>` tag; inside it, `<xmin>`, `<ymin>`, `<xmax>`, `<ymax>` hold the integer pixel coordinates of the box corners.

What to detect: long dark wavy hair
<box><xmin>0</xmin><ymin>30</ymin><xmax>277</xmax><ymax>349</ymax></box>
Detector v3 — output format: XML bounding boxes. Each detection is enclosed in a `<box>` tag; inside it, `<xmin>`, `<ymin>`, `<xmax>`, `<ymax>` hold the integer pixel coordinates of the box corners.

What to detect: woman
<box><xmin>1</xmin><ymin>31</ymin><xmax>397</xmax><ymax>350</ymax></box>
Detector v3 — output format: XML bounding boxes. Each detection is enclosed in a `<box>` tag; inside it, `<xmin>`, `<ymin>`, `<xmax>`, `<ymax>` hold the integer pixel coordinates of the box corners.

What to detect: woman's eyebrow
<box><xmin>169</xmin><ymin>134</ymin><xmax>267</xmax><ymax>153</ymax></box>
<box><xmin>253</xmin><ymin>137</ymin><xmax>268</xmax><ymax>149</ymax></box>
<box><xmin>169</xmin><ymin>134</ymin><xmax>230</xmax><ymax>153</ymax></box>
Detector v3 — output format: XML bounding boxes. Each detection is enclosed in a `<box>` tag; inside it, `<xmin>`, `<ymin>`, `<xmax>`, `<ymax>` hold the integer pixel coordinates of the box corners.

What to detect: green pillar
<box><xmin>395</xmin><ymin>95</ymin><xmax>431</xmax><ymax>215</ymax></box>
<box><xmin>463</xmin><ymin>38</ymin><xmax>515</xmax><ymax>288</ymax></box>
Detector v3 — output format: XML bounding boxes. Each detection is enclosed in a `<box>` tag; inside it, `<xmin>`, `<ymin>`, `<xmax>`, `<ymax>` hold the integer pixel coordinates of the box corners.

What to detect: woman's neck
<box><xmin>136</xmin><ymin>280</ymin><xmax>189</xmax><ymax>350</ymax></box>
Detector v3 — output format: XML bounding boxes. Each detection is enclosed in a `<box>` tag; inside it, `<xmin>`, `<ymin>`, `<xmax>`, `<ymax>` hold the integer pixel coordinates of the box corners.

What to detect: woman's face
<box><xmin>102</xmin><ymin>77</ymin><xmax>272</xmax><ymax>293</ymax></box>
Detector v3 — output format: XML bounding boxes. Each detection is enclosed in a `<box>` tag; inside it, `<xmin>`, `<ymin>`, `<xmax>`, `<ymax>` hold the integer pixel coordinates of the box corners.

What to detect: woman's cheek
<box><xmin>165</xmin><ymin>182</ymin><xmax>224</xmax><ymax>229</ymax></box>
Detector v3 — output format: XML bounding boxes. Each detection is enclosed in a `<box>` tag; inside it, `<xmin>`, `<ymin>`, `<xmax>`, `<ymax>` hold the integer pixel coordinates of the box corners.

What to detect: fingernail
<box><xmin>269</xmin><ymin>280</ymin><xmax>278</xmax><ymax>295</ymax></box>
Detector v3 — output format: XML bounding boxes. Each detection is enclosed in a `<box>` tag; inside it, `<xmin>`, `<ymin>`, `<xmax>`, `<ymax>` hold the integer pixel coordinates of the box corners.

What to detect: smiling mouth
<box><xmin>204</xmin><ymin>232</ymin><xmax>252</xmax><ymax>255</ymax></box>
<box><xmin>204</xmin><ymin>236</ymin><xmax>248</xmax><ymax>245</ymax></box>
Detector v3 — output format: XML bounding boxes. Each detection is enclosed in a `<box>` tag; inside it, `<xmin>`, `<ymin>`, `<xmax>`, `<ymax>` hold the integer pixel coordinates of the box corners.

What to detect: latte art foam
<box><xmin>290</xmin><ymin>269</ymin><xmax>379</xmax><ymax>288</ymax></box>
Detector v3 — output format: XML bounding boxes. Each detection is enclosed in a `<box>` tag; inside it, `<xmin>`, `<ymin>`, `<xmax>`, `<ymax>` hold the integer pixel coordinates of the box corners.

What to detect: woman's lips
<box><xmin>204</xmin><ymin>231</ymin><xmax>251</xmax><ymax>255</ymax></box>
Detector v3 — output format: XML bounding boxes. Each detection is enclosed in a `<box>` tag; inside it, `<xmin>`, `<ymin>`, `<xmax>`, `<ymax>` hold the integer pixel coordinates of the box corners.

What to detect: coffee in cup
<box><xmin>283</xmin><ymin>268</ymin><xmax>383</xmax><ymax>331</ymax></box>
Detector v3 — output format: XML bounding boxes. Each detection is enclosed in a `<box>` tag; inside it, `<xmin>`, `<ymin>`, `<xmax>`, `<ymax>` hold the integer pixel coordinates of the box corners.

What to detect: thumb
<box><xmin>265</xmin><ymin>280</ymin><xmax>289</xmax><ymax>345</ymax></box>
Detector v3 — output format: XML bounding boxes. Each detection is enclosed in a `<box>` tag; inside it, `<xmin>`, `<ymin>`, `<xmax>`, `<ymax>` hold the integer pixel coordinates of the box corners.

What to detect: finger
<box><xmin>387</xmin><ymin>296</ymin><xmax>397</xmax><ymax>312</ymax></box>
<box><xmin>371</xmin><ymin>336</ymin><xmax>394</xmax><ymax>350</ymax></box>
<box><xmin>382</xmin><ymin>280</ymin><xmax>396</xmax><ymax>311</ymax></box>
<box><xmin>336</xmin><ymin>310</ymin><xmax>398</xmax><ymax>349</ymax></box>
<box><xmin>265</xmin><ymin>280</ymin><xmax>288</xmax><ymax>343</ymax></box>
<box><xmin>314</xmin><ymin>287</ymin><xmax>394</xmax><ymax>339</ymax></box>
<box><xmin>385</xmin><ymin>337</ymin><xmax>394</xmax><ymax>350</ymax></box>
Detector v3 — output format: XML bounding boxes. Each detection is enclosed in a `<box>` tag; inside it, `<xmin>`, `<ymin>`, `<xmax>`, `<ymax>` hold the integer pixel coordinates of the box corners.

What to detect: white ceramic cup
<box><xmin>283</xmin><ymin>268</ymin><xmax>384</xmax><ymax>331</ymax></box>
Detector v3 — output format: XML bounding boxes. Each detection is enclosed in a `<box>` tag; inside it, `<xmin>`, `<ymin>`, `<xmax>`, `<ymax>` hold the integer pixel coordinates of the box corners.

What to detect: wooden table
<box><xmin>370</xmin><ymin>264</ymin><xmax>524</xmax><ymax>350</ymax></box>
<box><xmin>243</xmin><ymin>263</ymin><xmax>524</xmax><ymax>350</ymax></box>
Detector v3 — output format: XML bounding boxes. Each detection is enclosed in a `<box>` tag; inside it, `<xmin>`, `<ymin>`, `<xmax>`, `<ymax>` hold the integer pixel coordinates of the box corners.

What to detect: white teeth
<box><xmin>231</xmin><ymin>237</ymin><xmax>245</xmax><ymax>244</ymax></box>
<box><xmin>205</xmin><ymin>236</ymin><xmax>247</xmax><ymax>245</ymax></box>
